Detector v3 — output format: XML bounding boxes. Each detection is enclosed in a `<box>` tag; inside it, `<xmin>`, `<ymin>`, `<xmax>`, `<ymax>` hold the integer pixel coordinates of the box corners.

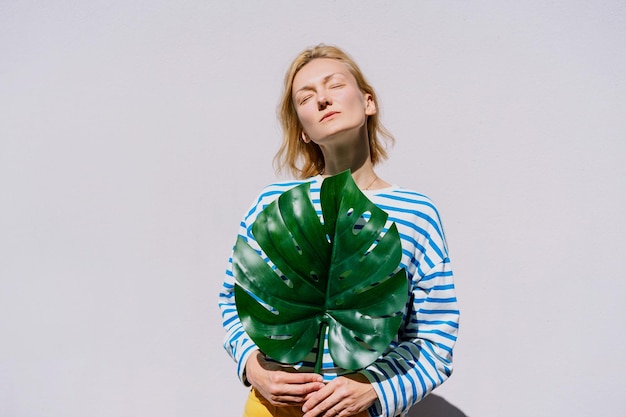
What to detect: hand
<box><xmin>245</xmin><ymin>350</ymin><xmax>325</xmax><ymax>407</ymax></box>
<box><xmin>301</xmin><ymin>373</ymin><xmax>377</xmax><ymax>417</ymax></box>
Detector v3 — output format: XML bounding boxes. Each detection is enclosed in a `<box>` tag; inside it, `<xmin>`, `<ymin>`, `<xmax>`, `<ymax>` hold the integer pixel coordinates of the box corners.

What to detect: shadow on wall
<box><xmin>407</xmin><ymin>394</ymin><xmax>468</xmax><ymax>417</ymax></box>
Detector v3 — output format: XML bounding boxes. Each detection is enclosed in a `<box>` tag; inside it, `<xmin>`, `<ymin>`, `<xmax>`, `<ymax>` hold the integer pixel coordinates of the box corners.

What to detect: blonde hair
<box><xmin>274</xmin><ymin>44</ymin><xmax>394</xmax><ymax>179</ymax></box>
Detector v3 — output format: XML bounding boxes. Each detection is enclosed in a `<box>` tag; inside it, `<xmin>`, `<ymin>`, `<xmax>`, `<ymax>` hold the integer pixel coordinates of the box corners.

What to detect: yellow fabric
<box><xmin>243</xmin><ymin>388</ymin><xmax>369</xmax><ymax>417</ymax></box>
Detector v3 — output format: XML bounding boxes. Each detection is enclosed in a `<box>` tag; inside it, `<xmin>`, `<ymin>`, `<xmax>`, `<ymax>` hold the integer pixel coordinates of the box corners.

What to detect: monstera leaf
<box><xmin>233</xmin><ymin>171</ymin><xmax>408</xmax><ymax>372</ymax></box>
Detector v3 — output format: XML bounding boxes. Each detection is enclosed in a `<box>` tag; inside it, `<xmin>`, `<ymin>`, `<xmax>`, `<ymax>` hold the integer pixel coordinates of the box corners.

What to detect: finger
<box><xmin>276</xmin><ymin>382</ymin><xmax>325</xmax><ymax>400</ymax></box>
<box><xmin>324</xmin><ymin>407</ymin><xmax>340</xmax><ymax>417</ymax></box>
<box><xmin>302</xmin><ymin>387</ymin><xmax>337</xmax><ymax>417</ymax></box>
<box><xmin>270</xmin><ymin>396</ymin><xmax>309</xmax><ymax>406</ymax></box>
<box><xmin>325</xmin><ymin>406</ymin><xmax>342</xmax><ymax>417</ymax></box>
<box><xmin>278</xmin><ymin>371</ymin><xmax>324</xmax><ymax>384</ymax></box>
<box><xmin>269</xmin><ymin>382</ymin><xmax>326</xmax><ymax>405</ymax></box>
<box><xmin>302</xmin><ymin>401</ymin><xmax>343</xmax><ymax>417</ymax></box>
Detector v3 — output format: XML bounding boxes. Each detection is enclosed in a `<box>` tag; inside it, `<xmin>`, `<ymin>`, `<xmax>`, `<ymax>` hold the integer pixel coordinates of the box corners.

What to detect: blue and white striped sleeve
<box><xmin>360</xmin><ymin>193</ymin><xmax>459</xmax><ymax>417</ymax></box>
<box><xmin>218</xmin><ymin>204</ymin><xmax>261</xmax><ymax>385</ymax></box>
<box><xmin>218</xmin><ymin>183</ymin><xmax>297</xmax><ymax>385</ymax></box>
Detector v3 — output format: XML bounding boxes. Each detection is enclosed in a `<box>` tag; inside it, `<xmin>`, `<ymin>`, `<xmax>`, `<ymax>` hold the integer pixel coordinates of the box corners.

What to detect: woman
<box><xmin>219</xmin><ymin>45</ymin><xmax>459</xmax><ymax>417</ymax></box>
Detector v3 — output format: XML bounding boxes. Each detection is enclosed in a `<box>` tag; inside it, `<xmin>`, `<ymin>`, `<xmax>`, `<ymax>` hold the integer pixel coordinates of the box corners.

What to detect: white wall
<box><xmin>1</xmin><ymin>1</ymin><xmax>625</xmax><ymax>416</ymax></box>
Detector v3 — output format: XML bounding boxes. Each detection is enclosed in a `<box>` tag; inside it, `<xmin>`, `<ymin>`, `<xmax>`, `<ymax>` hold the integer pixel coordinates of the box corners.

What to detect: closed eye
<box><xmin>300</xmin><ymin>95</ymin><xmax>313</xmax><ymax>105</ymax></box>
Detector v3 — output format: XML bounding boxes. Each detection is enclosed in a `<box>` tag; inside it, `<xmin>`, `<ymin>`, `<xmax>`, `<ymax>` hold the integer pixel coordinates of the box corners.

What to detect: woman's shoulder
<box><xmin>244</xmin><ymin>177</ymin><xmax>320</xmax><ymax>216</ymax></box>
<box><xmin>254</xmin><ymin>177</ymin><xmax>319</xmax><ymax>201</ymax></box>
<box><xmin>367</xmin><ymin>185</ymin><xmax>445</xmax><ymax>228</ymax></box>
<box><xmin>367</xmin><ymin>185</ymin><xmax>439</xmax><ymax>211</ymax></box>
<box><xmin>261</xmin><ymin>177</ymin><xmax>318</xmax><ymax>193</ymax></box>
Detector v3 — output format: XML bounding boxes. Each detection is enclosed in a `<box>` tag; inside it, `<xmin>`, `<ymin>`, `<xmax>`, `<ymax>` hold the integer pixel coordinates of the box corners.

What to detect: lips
<box><xmin>320</xmin><ymin>111</ymin><xmax>340</xmax><ymax>122</ymax></box>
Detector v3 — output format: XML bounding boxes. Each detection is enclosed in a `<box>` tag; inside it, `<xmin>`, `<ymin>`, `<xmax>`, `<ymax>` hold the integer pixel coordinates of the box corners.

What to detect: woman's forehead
<box><xmin>293</xmin><ymin>58</ymin><xmax>354</xmax><ymax>89</ymax></box>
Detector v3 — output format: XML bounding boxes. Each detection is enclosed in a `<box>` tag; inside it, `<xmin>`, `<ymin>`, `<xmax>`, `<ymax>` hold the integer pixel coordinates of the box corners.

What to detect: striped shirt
<box><xmin>218</xmin><ymin>176</ymin><xmax>459</xmax><ymax>417</ymax></box>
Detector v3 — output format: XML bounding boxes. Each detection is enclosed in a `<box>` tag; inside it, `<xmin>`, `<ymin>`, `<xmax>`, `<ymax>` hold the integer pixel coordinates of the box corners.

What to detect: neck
<box><xmin>319</xmin><ymin>129</ymin><xmax>371</xmax><ymax>174</ymax></box>
<box><xmin>317</xmin><ymin>129</ymin><xmax>383</xmax><ymax>190</ymax></box>
<box><xmin>321</xmin><ymin>155</ymin><xmax>379</xmax><ymax>190</ymax></box>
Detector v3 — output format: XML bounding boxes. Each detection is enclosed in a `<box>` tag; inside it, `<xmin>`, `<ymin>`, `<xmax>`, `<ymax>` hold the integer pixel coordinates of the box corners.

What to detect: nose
<box><xmin>317</xmin><ymin>95</ymin><xmax>331</xmax><ymax>111</ymax></box>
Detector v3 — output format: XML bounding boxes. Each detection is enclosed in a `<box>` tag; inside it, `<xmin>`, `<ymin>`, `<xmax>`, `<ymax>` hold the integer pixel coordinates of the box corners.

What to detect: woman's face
<box><xmin>292</xmin><ymin>58</ymin><xmax>376</xmax><ymax>145</ymax></box>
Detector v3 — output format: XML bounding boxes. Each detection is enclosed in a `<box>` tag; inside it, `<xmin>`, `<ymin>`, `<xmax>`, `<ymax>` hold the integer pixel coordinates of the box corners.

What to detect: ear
<box><xmin>364</xmin><ymin>93</ymin><xmax>377</xmax><ymax>116</ymax></box>
<box><xmin>301</xmin><ymin>131</ymin><xmax>311</xmax><ymax>143</ymax></box>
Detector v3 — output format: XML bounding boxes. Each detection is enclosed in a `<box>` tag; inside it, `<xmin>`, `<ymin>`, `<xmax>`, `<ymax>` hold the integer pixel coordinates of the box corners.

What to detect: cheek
<box><xmin>296</xmin><ymin>106</ymin><xmax>316</xmax><ymax>127</ymax></box>
<box><xmin>340</xmin><ymin>90</ymin><xmax>365</xmax><ymax>109</ymax></box>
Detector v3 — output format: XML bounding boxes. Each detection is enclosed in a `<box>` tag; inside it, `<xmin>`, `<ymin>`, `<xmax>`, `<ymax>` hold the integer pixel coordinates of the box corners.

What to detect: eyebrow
<box><xmin>294</xmin><ymin>72</ymin><xmax>346</xmax><ymax>95</ymax></box>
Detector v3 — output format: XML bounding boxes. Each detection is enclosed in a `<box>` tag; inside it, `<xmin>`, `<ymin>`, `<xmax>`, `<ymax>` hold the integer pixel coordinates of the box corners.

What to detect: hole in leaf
<box><xmin>267</xmin><ymin>334</ymin><xmax>292</xmax><ymax>340</ymax></box>
<box><xmin>338</xmin><ymin>270</ymin><xmax>353</xmax><ymax>280</ymax></box>
<box><xmin>274</xmin><ymin>268</ymin><xmax>293</xmax><ymax>288</ymax></box>
<box><xmin>310</xmin><ymin>272</ymin><xmax>320</xmax><ymax>282</ymax></box>
<box><xmin>352</xmin><ymin>211</ymin><xmax>371</xmax><ymax>235</ymax></box>
<box><xmin>259</xmin><ymin>301</ymin><xmax>280</xmax><ymax>315</ymax></box>
<box><xmin>243</xmin><ymin>288</ymin><xmax>280</xmax><ymax>315</ymax></box>
<box><xmin>280</xmin><ymin>275</ymin><xmax>293</xmax><ymax>287</ymax></box>
<box><xmin>290</xmin><ymin>233</ymin><xmax>302</xmax><ymax>255</ymax></box>
<box><xmin>354</xmin><ymin>336</ymin><xmax>376</xmax><ymax>352</ymax></box>
<box><xmin>346</xmin><ymin>207</ymin><xmax>354</xmax><ymax>217</ymax></box>
<box><xmin>354</xmin><ymin>281</ymin><xmax>381</xmax><ymax>294</ymax></box>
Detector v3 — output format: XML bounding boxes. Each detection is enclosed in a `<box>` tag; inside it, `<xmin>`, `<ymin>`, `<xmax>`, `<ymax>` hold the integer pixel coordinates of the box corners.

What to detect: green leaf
<box><xmin>233</xmin><ymin>170</ymin><xmax>408</xmax><ymax>372</ymax></box>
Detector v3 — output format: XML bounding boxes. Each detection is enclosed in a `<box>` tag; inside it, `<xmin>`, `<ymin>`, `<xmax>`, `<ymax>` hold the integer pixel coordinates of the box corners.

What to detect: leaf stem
<box><xmin>314</xmin><ymin>321</ymin><xmax>328</xmax><ymax>374</ymax></box>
